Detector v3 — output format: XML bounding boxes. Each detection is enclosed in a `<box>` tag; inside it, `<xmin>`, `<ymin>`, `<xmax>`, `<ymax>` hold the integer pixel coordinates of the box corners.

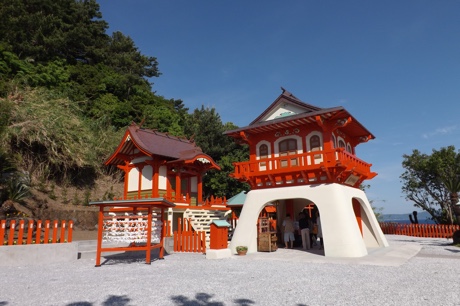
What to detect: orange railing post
<box><xmin>201</xmin><ymin>231</ymin><xmax>206</xmax><ymax>253</ymax></box>
<box><xmin>44</xmin><ymin>220</ymin><xmax>50</xmax><ymax>243</ymax></box>
<box><xmin>17</xmin><ymin>220</ymin><xmax>25</xmax><ymax>245</ymax></box>
<box><xmin>380</xmin><ymin>222</ymin><xmax>460</xmax><ymax>239</ymax></box>
<box><xmin>68</xmin><ymin>220</ymin><xmax>73</xmax><ymax>242</ymax></box>
<box><xmin>0</xmin><ymin>219</ymin><xmax>74</xmax><ymax>246</ymax></box>
<box><xmin>52</xmin><ymin>220</ymin><xmax>58</xmax><ymax>243</ymax></box>
<box><xmin>27</xmin><ymin>220</ymin><xmax>34</xmax><ymax>244</ymax></box>
<box><xmin>36</xmin><ymin>220</ymin><xmax>42</xmax><ymax>243</ymax></box>
<box><xmin>0</xmin><ymin>220</ymin><xmax>5</xmax><ymax>245</ymax></box>
<box><xmin>60</xmin><ymin>220</ymin><xmax>66</xmax><ymax>243</ymax></box>
<box><xmin>8</xmin><ymin>220</ymin><xmax>16</xmax><ymax>245</ymax></box>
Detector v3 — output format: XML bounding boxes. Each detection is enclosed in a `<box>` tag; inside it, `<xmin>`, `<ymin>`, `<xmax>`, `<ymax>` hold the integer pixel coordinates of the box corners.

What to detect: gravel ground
<box><xmin>1</xmin><ymin>235</ymin><xmax>459</xmax><ymax>306</ymax></box>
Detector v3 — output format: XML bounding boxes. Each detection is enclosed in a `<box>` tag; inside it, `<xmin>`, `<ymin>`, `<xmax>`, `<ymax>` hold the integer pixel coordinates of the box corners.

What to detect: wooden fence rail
<box><xmin>173</xmin><ymin>218</ymin><xmax>206</xmax><ymax>253</ymax></box>
<box><xmin>0</xmin><ymin>219</ymin><xmax>74</xmax><ymax>246</ymax></box>
<box><xmin>380</xmin><ymin>222</ymin><xmax>460</xmax><ymax>238</ymax></box>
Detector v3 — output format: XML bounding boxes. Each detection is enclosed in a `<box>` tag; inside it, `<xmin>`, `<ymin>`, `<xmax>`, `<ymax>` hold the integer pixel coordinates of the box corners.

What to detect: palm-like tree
<box><xmin>0</xmin><ymin>150</ymin><xmax>32</xmax><ymax>218</ymax></box>
<box><xmin>442</xmin><ymin>176</ymin><xmax>460</xmax><ymax>225</ymax></box>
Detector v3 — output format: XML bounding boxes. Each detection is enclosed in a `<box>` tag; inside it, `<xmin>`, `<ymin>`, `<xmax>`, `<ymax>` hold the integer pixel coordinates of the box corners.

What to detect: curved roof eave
<box><xmin>167</xmin><ymin>153</ymin><xmax>221</xmax><ymax>171</ymax></box>
<box><xmin>104</xmin><ymin>129</ymin><xmax>152</xmax><ymax>166</ymax></box>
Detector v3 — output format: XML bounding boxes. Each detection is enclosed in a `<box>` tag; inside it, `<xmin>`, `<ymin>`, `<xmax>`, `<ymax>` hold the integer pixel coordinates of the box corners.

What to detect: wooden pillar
<box><xmin>95</xmin><ymin>205</ymin><xmax>105</xmax><ymax>267</ymax></box>
<box><xmin>197</xmin><ymin>175</ymin><xmax>203</xmax><ymax>204</ymax></box>
<box><xmin>176</xmin><ymin>172</ymin><xmax>181</xmax><ymax>201</ymax></box>
<box><xmin>118</xmin><ymin>163</ymin><xmax>135</xmax><ymax>199</ymax></box>
<box><xmin>152</xmin><ymin>161</ymin><xmax>159</xmax><ymax>197</ymax></box>
<box><xmin>159</xmin><ymin>207</ymin><xmax>165</xmax><ymax>259</ymax></box>
<box><xmin>146</xmin><ymin>206</ymin><xmax>152</xmax><ymax>265</ymax></box>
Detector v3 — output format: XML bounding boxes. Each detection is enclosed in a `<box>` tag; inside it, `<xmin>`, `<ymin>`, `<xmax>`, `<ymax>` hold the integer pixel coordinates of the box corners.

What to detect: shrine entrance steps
<box><xmin>183</xmin><ymin>209</ymin><xmax>230</xmax><ymax>249</ymax></box>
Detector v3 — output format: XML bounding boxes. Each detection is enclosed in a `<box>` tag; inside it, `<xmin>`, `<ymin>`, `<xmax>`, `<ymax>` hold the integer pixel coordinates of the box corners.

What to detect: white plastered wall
<box><xmin>158</xmin><ymin>166</ymin><xmax>167</xmax><ymax>189</ymax></box>
<box><xmin>127</xmin><ymin>168</ymin><xmax>138</xmax><ymax>192</ymax></box>
<box><xmin>229</xmin><ymin>183</ymin><xmax>388</xmax><ymax>258</ymax></box>
<box><xmin>141</xmin><ymin>165</ymin><xmax>153</xmax><ymax>190</ymax></box>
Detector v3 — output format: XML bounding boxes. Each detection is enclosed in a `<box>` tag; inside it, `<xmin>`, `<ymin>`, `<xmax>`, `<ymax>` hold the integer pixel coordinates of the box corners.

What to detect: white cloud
<box><xmin>422</xmin><ymin>125</ymin><xmax>457</xmax><ymax>139</ymax></box>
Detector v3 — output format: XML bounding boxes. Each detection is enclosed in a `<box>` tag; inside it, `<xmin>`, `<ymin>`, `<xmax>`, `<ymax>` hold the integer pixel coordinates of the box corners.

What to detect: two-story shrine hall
<box><xmin>227</xmin><ymin>88</ymin><xmax>388</xmax><ymax>257</ymax></box>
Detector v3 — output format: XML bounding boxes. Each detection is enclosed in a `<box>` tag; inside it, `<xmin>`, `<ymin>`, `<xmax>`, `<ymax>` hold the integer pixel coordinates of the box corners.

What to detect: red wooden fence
<box><xmin>0</xmin><ymin>219</ymin><xmax>74</xmax><ymax>246</ymax></box>
<box><xmin>173</xmin><ymin>218</ymin><xmax>206</xmax><ymax>253</ymax></box>
<box><xmin>380</xmin><ymin>222</ymin><xmax>460</xmax><ymax>238</ymax></box>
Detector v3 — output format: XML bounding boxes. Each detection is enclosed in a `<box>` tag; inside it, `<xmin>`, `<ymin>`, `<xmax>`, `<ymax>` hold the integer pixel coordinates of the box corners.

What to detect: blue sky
<box><xmin>98</xmin><ymin>1</ymin><xmax>460</xmax><ymax>214</ymax></box>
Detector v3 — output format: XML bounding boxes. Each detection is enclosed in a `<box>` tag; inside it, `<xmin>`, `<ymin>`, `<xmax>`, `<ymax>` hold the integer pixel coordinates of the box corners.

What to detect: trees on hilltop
<box><xmin>401</xmin><ymin>146</ymin><xmax>460</xmax><ymax>225</ymax></box>
<box><xmin>0</xmin><ymin>0</ymin><xmax>247</xmax><ymax>209</ymax></box>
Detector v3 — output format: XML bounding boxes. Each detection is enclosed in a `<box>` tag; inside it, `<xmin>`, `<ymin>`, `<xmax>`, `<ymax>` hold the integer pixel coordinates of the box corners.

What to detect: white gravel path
<box><xmin>1</xmin><ymin>235</ymin><xmax>459</xmax><ymax>306</ymax></box>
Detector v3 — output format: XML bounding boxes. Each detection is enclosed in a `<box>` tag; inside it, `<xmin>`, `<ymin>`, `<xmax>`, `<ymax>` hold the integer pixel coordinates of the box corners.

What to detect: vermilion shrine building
<box><xmin>102</xmin><ymin>123</ymin><xmax>229</xmax><ymax>239</ymax></box>
<box><xmin>226</xmin><ymin>88</ymin><xmax>388</xmax><ymax>257</ymax></box>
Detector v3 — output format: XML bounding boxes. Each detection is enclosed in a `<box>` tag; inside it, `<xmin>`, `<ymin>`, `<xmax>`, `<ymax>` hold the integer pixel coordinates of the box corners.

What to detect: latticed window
<box><xmin>259</xmin><ymin>144</ymin><xmax>269</xmax><ymax>170</ymax></box>
<box><xmin>260</xmin><ymin>144</ymin><xmax>268</xmax><ymax>158</ymax></box>
<box><xmin>279</xmin><ymin>139</ymin><xmax>298</xmax><ymax>167</ymax></box>
<box><xmin>338</xmin><ymin>139</ymin><xmax>346</xmax><ymax>148</ymax></box>
<box><xmin>310</xmin><ymin>135</ymin><xmax>322</xmax><ymax>159</ymax></box>
<box><xmin>347</xmin><ymin>144</ymin><xmax>352</xmax><ymax>154</ymax></box>
<box><xmin>279</xmin><ymin>139</ymin><xmax>297</xmax><ymax>153</ymax></box>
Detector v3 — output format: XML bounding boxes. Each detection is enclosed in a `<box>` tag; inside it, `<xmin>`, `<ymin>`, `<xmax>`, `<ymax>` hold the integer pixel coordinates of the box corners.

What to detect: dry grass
<box><xmin>22</xmin><ymin>174</ymin><xmax>123</xmax><ymax>230</ymax></box>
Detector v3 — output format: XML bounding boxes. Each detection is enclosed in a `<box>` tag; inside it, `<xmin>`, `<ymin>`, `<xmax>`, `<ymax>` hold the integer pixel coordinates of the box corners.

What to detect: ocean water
<box><xmin>381</xmin><ymin>211</ymin><xmax>435</xmax><ymax>224</ymax></box>
<box><xmin>381</xmin><ymin>218</ymin><xmax>435</xmax><ymax>225</ymax></box>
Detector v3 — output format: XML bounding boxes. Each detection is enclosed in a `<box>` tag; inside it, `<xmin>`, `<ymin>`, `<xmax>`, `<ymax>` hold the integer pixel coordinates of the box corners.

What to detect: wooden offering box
<box><xmin>257</xmin><ymin>217</ymin><xmax>278</xmax><ymax>252</ymax></box>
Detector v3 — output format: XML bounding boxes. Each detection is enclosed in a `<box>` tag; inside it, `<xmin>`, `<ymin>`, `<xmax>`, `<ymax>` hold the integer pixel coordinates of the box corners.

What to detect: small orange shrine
<box><xmin>226</xmin><ymin>88</ymin><xmax>388</xmax><ymax>257</ymax></box>
<box><xmin>90</xmin><ymin>123</ymin><xmax>230</xmax><ymax>264</ymax></box>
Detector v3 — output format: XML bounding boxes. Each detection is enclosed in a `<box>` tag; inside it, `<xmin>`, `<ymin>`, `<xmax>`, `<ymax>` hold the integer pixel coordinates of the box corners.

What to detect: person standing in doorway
<box><xmin>298</xmin><ymin>212</ymin><xmax>310</xmax><ymax>250</ymax></box>
<box><xmin>282</xmin><ymin>214</ymin><xmax>295</xmax><ymax>249</ymax></box>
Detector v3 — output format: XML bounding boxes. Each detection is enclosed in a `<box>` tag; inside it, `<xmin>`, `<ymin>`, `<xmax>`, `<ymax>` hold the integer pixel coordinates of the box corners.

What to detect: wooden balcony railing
<box><xmin>232</xmin><ymin>148</ymin><xmax>374</xmax><ymax>185</ymax></box>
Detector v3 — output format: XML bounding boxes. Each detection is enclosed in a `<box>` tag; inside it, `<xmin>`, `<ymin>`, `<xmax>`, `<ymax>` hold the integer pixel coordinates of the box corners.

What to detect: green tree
<box><xmin>184</xmin><ymin>108</ymin><xmax>249</xmax><ymax>198</ymax></box>
<box><xmin>0</xmin><ymin>0</ymin><xmax>109</xmax><ymax>64</ymax></box>
<box><xmin>142</xmin><ymin>103</ymin><xmax>183</xmax><ymax>136</ymax></box>
<box><xmin>185</xmin><ymin>106</ymin><xmax>234</xmax><ymax>161</ymax></box>
<box><xmin>401</xmin><ymin>146</ymin><xmax>460</xmax><ymax>224</ymax></box>
<box><xmin>203</xmin><ymin>148</ymin><xmax>250</xmax><ymax>200</ymax></box>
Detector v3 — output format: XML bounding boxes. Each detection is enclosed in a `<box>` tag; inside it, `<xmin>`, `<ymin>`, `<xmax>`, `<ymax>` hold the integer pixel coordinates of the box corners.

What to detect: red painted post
<box><xmin>27</xmin><ymin>220</ymin><xmax>34</xmax><ymax>244</ymax></box>
<box><xmin>68</xmin><ymin>220</ymin><xmax>73</xmax><ymax>242</ymax></box>
<box><xmin>44</xmin><ymin>220</ymin><xmax>50</xmax><ymax>243</ymax></box>
<box><xmin>95</xmin><ymin>206</ymin><xmax>105</xmax><ymax>267</ymax></box>
<box><xmin>173</xmin><ymin>231</ymin><xmax>178</xmax><ymax>252</ymax></box>
<box><xmin>52</xmin><ymin>220</ymin><xmax>58</xmax><ymax>243</ymax></box>
<box><xmin>159</xmin><ymin>207</ymin><xmax>165</xmax><ymax>259</ymax></box>
<box><xmin>60</xmin><ymin>221</ymin><xmax>66</xmax><ymax>243</ymax></box>
<box><xmin>0</xmin><ymin>220</ymin><xmax>6</xmax><ymax>245</ymax></box>
<box><xmin>17</xmin><ymin>220</ymin><xmax>24</xmax><ymax>245</ymax></box>
<box><xmin>36</xmin><ymin>220</ymin><xmax>42</xmax><ymax>243</ymax></box>
<box><xmin>194</xmin><ymin>232</ymin><xmax>198</xmax><ymax>253</ymax></box>
<box><xmin>202</xmin><ymin>231</ymin><xmax>206</xmax><ymax>253</ymax></box>
<box><xmin>8</xmin><ymin>220</ymin><xmax>16</xmax><ymax>245</ymax></box>
<box><xmin>145</xmin><ymin>206</ymin><xmax>152</xmax><ymax>264</ymax></box>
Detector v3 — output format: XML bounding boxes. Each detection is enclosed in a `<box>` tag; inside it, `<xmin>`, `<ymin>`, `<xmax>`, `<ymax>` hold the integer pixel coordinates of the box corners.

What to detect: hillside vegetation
<box><xmin>0</xmin><ymin>0</ymin><xmax>248</xmax><ymax>228</ymax></box>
